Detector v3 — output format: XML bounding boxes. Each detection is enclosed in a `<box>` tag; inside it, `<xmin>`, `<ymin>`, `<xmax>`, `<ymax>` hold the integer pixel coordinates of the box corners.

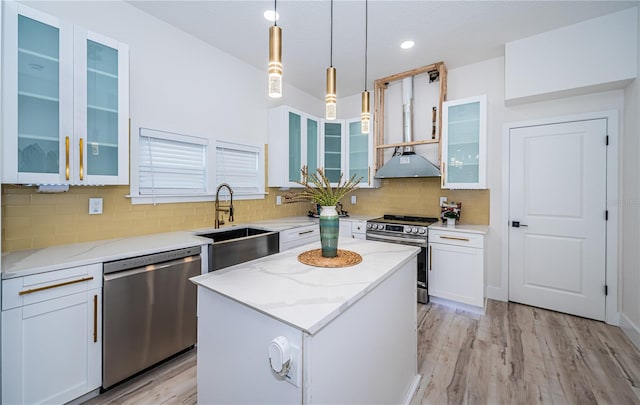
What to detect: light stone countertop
<box><xmin>1</xmin><ymin>216</ymin><xmax>382</xmax><ymax>280</ymax></box>
<box><xmin>190</xmin><ymin>237</ymin><xmax>420</xmax><ymax>335</ymax></box>
<box><xmin>429</xmin><ymin>223</ymin><xmax>490</xmax><ymax>235</ymax></box>
<box><xmin>1</xmin><ymin>231</ymin><xmax>212</xmax><ymax>279</ymax></box>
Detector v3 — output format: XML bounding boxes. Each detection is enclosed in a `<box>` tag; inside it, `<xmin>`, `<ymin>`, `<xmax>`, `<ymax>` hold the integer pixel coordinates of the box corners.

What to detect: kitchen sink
<box><xmin>197</xmin><ymin>227</ymin><xmax>279</xmax><ymax>271</ymax></box>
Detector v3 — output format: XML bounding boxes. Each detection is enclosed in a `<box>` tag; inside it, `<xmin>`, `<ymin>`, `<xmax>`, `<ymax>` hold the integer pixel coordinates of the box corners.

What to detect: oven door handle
<box><xmin>366</xmin><ymin>233</ymin><xmax>427</xmax><ymax>247</ymax></box>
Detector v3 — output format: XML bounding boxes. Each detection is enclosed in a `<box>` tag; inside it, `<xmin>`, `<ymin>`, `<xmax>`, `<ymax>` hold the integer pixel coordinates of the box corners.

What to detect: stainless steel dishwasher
<box><xmin>102</xmin><ymin>246</ymin><xmax>201</xmax><ymax>389</ymax></box>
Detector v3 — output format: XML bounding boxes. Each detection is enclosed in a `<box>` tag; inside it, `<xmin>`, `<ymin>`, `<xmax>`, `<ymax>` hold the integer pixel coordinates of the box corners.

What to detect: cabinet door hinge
<box><xmin>604</xmin><ymin>285</ymin><xmax>608</xmax><ymax>296</ymax></box>
<box><xmin>605</xmin><ymin>210</ymin><xmax>609</xmax><ymax>221</ymax></box>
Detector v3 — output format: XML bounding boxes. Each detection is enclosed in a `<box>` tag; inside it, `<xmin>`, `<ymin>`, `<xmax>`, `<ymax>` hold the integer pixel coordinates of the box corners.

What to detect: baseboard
<box><xmin>619</xmin><ymin>313</ymin><xmax>640</xmax><ymax>351</ymax></box>
<box><xmin>486</xmin><ymin>285</ymin><xmax>506</xmax><ymax>302</ymax></box>
<box><xmin>403</xmin><ymin>374</ymin><xmax>422</xmax><ymax>405</ymax></box>
<box><xmin>429</xmin><ymin>296</ymin><xmax>485</xmax><ymax>315</ymax></box>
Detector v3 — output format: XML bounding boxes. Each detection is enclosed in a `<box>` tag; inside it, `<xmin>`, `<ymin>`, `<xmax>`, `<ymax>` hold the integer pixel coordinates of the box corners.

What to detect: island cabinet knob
<box><xmin>269</xmin><ymin>336</ymin><xmax>292</xmax><ymax>376</ymax></box>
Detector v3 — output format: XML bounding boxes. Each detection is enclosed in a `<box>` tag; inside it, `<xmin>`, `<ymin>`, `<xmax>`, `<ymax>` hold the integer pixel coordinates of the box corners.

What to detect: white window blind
<box><xmin>216</xmin><ymin>141</ymin><xmax>263</xmax><ymax>195</ymax></box>
<box><xmin>139</xmin><ymin>128</ymin><xmax>208</xmax><ymax>196</ymax></box>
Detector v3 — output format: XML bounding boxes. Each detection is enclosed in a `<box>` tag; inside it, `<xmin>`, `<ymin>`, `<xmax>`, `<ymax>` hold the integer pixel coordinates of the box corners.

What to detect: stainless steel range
<box><xmin>366</xmin><ymin>215</ymin><xmax>439</xmax><ymax>304</ymax></box>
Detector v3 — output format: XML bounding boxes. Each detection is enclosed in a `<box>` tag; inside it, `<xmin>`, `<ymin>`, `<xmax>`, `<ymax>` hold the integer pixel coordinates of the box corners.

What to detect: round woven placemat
<box><xmin>297</xmin><ymin>249</ymin><xmax>363</xmax><ymax>268</ymax></box>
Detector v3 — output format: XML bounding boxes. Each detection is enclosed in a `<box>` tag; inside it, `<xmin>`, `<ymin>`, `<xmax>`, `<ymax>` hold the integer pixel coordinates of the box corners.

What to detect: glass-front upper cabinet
<box><xmin>83</xmin><ymin>35</ymin><xmax>128</xmax><ymax>182</ymax></box>
<box><xmin>441</xmin><ymin>95</ymin><xmax>487</xmax><ymax>189</ymax></box>
<box><xmin>1</xmin><ymin>3</ymin><xmax>129</xmax><ymax>185</ymax></box>
<box><xmin>268</xmin><ymin>106</ymin><xmax>320</xmax><ymax>187</ymax></box>
<box><xmin>346</xmin><ymin>118</ymin><xmax>378</xmax><ymax>188</ymax></box>
<box><xmin>322</xmin><ymin>121</ymin><xmax>344</xmax><ymax>184</ymax></box>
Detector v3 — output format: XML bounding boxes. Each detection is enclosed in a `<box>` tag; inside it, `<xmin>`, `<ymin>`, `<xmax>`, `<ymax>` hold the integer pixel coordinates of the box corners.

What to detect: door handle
<box><xmin>512</xmin><ymin>221</ymin><xmax>528</xmax><ymax>228</ymax></box>
<box><xmin>65</xmin><ymin>136</ymin><xmax>70</xmax><ymax>180</ymax></box>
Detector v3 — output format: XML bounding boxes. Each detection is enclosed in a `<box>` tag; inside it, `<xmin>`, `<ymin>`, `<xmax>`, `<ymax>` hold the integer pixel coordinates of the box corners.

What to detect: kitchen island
<box><xmin>191</xmin><ymin>237</ymin><xmax>421</xmax><ymax>404</ymax></box>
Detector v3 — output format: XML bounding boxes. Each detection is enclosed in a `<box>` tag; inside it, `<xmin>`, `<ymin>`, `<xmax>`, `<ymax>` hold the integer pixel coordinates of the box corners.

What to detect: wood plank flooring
<box><xmin>84</xmin><ymin>300</ymin><xmax>640</xmax><ymax>404</ymax></box>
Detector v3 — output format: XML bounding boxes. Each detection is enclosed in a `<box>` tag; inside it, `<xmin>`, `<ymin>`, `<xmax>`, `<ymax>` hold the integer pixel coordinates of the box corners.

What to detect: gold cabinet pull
<box><xmin>429</xmin><ymin>245</ymin><xmax>433</xmax><ymax>271</ymax></box>
<box><xmin>18</xmin><ymin>276</ymin><xmax>94</xmax><ymax>296</ymax></box>
<box><xmin>298</xmin><ymin>230</ymin><xmax>314</xmax><ymax>236</ymax></box>
<box><xmin>368</xmin><ymin>166</ymin><xmax>371</xmax><ymax>184</ymax></box>
<box><xmin>65</xmin><ymin>136</ymin><xmax>70</xmax><ymax>180</ymax></box>
<box><xmin>440</xmin><ymin>235</ymin><xmax>470</xmax><ymax>242</ymax></box>
<box><xmin>79</xmin><ymin>138</ymin><xmax>84</xmax><ymax>181</ymax></box>
<box><xmin>93</xmin><ymin>294</ymin><xmax>98</xmax><ymax>343</ymax></box>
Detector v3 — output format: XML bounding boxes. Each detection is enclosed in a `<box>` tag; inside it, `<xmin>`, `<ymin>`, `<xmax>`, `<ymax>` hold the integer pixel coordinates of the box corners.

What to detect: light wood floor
<box><xmin>84</xmin><ymin>300</ymin><xmax>640</xmax><ymax>404</ymax></box>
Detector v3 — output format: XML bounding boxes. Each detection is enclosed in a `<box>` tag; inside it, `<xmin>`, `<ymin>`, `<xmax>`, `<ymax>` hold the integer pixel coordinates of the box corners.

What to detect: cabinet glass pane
<box><xmin>447</xmin><ymin>102</ymin><xmax>479</xmax><ymax>183</ymax></box>
<box><xmin>349</xmin><ymin>121</ymin><xmax>368</xmax><ymax>180</ymax></box>
<box><xmin>87</xmin><ymin>40</ymin><xmax>119</xmax><ymax>176</ymax></box>
<box><xmin>307</xmin><ymin>118</ymin><xmax>318</xmax><ymax>174</ymax></box>
<box><xmin>17</xmin><ymin>15</ymin><xmax>60</xmax><ymax>174</ymax></box>
<box><xmin>288</xmin><ymin>112</ymin><xmax>302</xmax><ymax>182</ymax></box>
<box><xmin>324</xmin><ymin>122</ymin><xmax>341</xmax><ymax>182</ymax></box>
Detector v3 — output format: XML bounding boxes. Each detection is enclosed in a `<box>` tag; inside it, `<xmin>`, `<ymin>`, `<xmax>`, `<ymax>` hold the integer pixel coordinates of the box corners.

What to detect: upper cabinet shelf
<box><xmin>2</xmin><ymin>2</ymin><xmax>130</xmax><ymax>185</ymax></box>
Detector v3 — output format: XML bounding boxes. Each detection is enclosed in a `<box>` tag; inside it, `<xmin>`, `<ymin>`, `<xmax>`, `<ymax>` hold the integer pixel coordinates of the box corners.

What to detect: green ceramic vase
<box><xmin>319</xmin><ymin>205</ymin><xmax>339</xmax><ymax>258</ymax></box>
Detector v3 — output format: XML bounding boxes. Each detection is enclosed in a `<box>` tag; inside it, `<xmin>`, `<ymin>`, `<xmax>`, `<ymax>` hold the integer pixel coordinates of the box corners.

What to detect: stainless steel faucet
<box><xmin>215</xmin><ymin>183</ymin><xmax>234</xmax><ymax>229</ymax></box>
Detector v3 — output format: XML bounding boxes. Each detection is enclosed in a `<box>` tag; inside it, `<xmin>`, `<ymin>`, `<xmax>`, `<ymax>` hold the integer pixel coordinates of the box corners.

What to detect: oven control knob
<box><xmin>418</xmin><ymin>228</ymin><xmax>426</xmax><ymax>234</ymax></box>
<box><xmin>404</xmin><ymin>226</ymin><xmax>411</xmax><ymax>233</ymax></box>
<box><xmin>409</xmin><ymin>227</ymin><xmax>416</xmax><ymax>233</ymax></box>
<box><xmin>367</xmin><ymin>223</ymin><xmax>373</xmax><ymax>229</ymax></box>
<box><xmin>377</xmin><ymin>224</ymin><xmax>384</xmax><ymax>230</ymax></box>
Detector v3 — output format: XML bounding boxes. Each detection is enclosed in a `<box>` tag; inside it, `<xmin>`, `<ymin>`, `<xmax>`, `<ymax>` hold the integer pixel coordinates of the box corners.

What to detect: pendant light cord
<box><xmin>274</xmin><ymin>0</ymin><xmax>277</xmax><ymax>27</ymax></box>
<box><xmin>330</xmin><ymin>0</ymin><xmax>334</xmax><ymax>67</ymax></box>
<box><xmin>364</xmin><ymin>0</ymin><xmax>368</xmax><ymax>90</ymax></box>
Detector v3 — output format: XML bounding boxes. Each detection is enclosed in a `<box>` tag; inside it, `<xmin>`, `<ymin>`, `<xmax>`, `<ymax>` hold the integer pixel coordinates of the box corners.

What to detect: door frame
<box><xmin>501</xmin><ymin>110</ymin><xmax>619</xmax><ymax>325</ymax></box>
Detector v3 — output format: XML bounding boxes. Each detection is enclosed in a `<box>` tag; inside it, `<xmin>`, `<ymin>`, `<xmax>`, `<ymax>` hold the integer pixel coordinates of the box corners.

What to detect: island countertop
<box><xmin>190</xmin><ymin>237</ymin><xmax>419</xmax><ymax>335</ymax></box>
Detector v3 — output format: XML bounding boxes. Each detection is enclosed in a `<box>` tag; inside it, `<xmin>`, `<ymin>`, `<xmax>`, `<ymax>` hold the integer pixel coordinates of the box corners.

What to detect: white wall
<box><xmin>505</xmin><ymin>7</ymin><xmax>638</xmax><ymax>103</ymax></box>
<box><xmin>621</xmin><ymin>7</ymin><xmax>640</xmax><ymax>347</ymax></box>
<box><xmin>22</xmin><ymin>0</ymin><xmax>322</xmax><ymax>150</ymax></box>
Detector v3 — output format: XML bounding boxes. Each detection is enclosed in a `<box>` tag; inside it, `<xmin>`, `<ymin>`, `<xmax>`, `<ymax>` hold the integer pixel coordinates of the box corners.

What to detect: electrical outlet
<box><xmin>89</xmin><ymin>198</ymin><xmax>103</xmax><ymax>215</ymax></box>
<box><xmin>439</xmin><ymin>196</ymin><xmax>447</xmax><ymax>207</ymax></box>
<box><xmin>276</xmin><ymin>195</ymin><xmax>282</xmax><ymax>205</ymax></box>
<box><xmin>351</xmin><ymin>195</ymin><xmax>357</xmax><ymax>204</ymax></box>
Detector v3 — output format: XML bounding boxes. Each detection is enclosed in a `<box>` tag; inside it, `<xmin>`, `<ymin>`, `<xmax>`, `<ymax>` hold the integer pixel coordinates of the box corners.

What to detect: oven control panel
<box><xmin>366</xmin><ymin>222</ymin><xmax>428</xmax><ymax>235</ymax></box>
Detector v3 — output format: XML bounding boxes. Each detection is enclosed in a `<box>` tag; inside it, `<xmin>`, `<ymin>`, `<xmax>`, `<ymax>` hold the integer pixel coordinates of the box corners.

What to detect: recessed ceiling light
<box><xmin>264</xmin><ymin>10</ymin><xmax>280</xmax><ymax>22</ymax></box>
<box><xmin>400</xmin><ymin>40</ymin><xmax>415</xmax><ymax>50</ymax></box>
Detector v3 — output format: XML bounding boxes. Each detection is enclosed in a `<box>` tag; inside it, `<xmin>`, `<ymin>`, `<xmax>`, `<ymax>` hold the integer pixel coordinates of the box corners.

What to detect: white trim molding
<box><xmin>620</xmin><ymin>313</ymin><xmax>640</xmax><ymax>351</ymax></box>
<box><xmin>501</xmin><ymin>110</ymin><xmax>619</xmax><ymax>325</ymax></box>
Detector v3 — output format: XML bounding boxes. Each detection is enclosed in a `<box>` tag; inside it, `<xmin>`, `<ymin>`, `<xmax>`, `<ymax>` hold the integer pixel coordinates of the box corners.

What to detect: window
<box><xmin>216</xmin><ymin>140</ymin><xmax>265</xmax><ymax>199</ymax></box>
<box><xmin>129</xmin><ymin>127</ymin><xmax>265</xmax><ymax>204</ymax></box>
<box><xmin>130</xmin><ymin>127</ymin><xmax>212</xmax><ymax>204</ymax></box>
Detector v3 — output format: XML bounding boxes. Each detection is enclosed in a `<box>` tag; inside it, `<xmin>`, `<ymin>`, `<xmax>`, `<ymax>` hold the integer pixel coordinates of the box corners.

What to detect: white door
<box><xmin>508</xmin><ymin>119</ymin><xmax>607</xmax><ymax>321</ymax></box>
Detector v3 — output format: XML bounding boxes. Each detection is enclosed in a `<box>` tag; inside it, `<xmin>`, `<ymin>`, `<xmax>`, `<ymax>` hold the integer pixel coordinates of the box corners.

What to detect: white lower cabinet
<box><xmin>280</xmin><ymin>224</ymin><xmax>320</xmax><ymax>251</ymax></box>
<box><xmin>338</xmin><ymin>219</ymin><xmax>367</xmax><ymax>240</ymax></box>
<box><xmin>2</xmin><ymin>264</ymin><xmax>102</xmax><ymax>405</ymax></box>
<box><xmin>428</xmin><ymin>229</ymin><xmax>485</xmax><ymax>309</ymax></box>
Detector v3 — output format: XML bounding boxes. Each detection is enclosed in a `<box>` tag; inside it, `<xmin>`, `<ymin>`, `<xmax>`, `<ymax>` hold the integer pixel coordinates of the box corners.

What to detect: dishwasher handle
<box><xmin>104</xmin><ymin>255</ymin><xmax>200</xmax><ymax>281</ymax></box>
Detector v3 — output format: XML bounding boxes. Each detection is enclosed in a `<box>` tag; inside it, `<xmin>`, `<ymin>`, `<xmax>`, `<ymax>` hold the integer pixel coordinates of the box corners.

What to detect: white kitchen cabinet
<box><xmin>268</xmin><ymin>106</ymin><xmax>321</xmax><ymax>188</ymax></box>
<box><xmin>2</xmin><ymin>263</ymin><xmax>102</xmax><ymax>405</ymax></box>
<box><xmin>350</xmin><ymin>220</ymin><xmax>367</xmax><ymax>239</ymax></box>
<box><xmin>346</xmin><ymin>119</ymin><xmax>378</xmax><ymax>188</ymax></box>
<box><xmin>1</xmin><ymin>2</ymin><xmax>129</xmax><ymax>185</ymax></box>
<box><xmin>441</xmin><ymin>95</ymin><xmax>487</xmax><ymax>189</ymax></box>
<box><xmin>279</xmin><ymin>224</ymin><xmax>320</xmax><ymax>251</ymax></box>
<box><xmin>339</xmin><ymin>218</ymin><xmax>367</xmax><ymax>239</ymax></box>
<box><xmin>321</xmin><ymin>120</ymin><xmax>346</xmax><ymax>185</ymax></box>
<box><xmin>428</xmin><ymin>228</ymin><xmax>485</xmax><ymax>309</ymax></box>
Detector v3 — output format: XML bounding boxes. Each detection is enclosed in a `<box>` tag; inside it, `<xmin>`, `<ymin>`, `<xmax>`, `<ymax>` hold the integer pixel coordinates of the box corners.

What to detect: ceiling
<box><xmin>128</xmin><ymin>1</ymin><xmax>638</xmax><ymax>99</ymax></box>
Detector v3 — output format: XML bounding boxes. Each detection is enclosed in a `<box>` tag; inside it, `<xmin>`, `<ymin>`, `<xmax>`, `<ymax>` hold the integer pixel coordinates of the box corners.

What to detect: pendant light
<box><xmin>325</xmin><ymin>0</ymin><xmax>337</xmax><ymax>120</ymax></box>
<box><xmin>268</xmin><ymin>0</ymin><xmax>282</xmax><ymax>98</ymax></box>
<box><xmin>361</xmin><ymin>0</ymin><xmax>370</xmax><ymax>134</ymax></box>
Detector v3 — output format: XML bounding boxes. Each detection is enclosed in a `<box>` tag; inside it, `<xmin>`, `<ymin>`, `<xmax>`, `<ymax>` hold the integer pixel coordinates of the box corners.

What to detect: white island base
<box><xmin>193</xmin><ymin>238</ymin><xmax>420</xmax><ymax>404</ymax></box>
